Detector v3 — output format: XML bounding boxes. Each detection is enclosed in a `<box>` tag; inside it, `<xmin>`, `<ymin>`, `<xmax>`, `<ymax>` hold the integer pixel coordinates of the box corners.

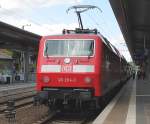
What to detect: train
<box><xmin>36</xmin><ymin>28</ymin><xmax>130</xmax><ymax>109</ymax></box>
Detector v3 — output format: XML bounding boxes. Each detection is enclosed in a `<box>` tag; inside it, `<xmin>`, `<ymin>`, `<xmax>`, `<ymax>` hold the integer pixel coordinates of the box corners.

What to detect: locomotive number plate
<box><xmin>61</xmin><ymin>65</ymin><xmax>72</xmax><ymax>72</ymax></box>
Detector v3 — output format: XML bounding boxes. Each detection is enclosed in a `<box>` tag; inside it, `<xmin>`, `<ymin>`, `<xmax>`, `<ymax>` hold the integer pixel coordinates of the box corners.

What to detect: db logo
<box><xmin>61</xmin><ymin>65</ymin><xmax>72</xmax><ymax>72</ymax></box>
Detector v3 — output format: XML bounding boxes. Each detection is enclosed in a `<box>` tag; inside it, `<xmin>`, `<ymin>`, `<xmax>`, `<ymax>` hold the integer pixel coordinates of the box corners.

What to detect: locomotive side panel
<box><xmin>93</xmin><ymin>36</ymin><xmax>102</xmax><ymax>97</ymax></box>
<box><xmin>36</xmin><ymin>37</ymin><xmax>45</xmax><ymax>91</ymax></box>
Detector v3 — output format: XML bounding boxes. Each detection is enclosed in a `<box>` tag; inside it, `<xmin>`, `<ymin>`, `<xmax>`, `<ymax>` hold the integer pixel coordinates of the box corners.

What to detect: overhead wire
<box><xmin>74</xmin><ymin>0</ymin><xmax>79</xmax><ymax>4</ymax></box>
<box><xmin>0</xmin><ymin>6</ymin><xmax>55</xmax><ymax>32</ymax></box>
<box><xmin>89</xmin><ymin>9</ymin><xmax>127</xmax><ymax>52</ymax></box>
<box><xmin>91</xmin><ymin>10</ymin><xmax>114</xmax><ymax>40</ymax></box>
<box><xmin>94</xmin><ymin>9</ymin><xmax>128</xmax><ymax>46</ymax></box>
<box><xmin>85</xmin><ymin>8</ymin><xmax>129</xmax><ymax>57</ymax></box>
<box><xmin>86</xmin><ymin>12</ymin><xmax>110</xmax><ymax>39</ymax></box>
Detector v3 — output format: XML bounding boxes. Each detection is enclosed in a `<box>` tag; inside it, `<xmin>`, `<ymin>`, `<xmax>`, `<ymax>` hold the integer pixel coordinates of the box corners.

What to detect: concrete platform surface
<box><xmin>136</xmin><ymin>78</ymin><xmax>150</xmax><ymax>124</ymax></box>
<box><xmin>0</xmin><ymin>82</ymin><xmax>35</xmax><ymax>92</ymax></box>
<box><xmin>93</xmin><ymin>76</ymin><xmax>150</xmax><ymax>124</ymax></box>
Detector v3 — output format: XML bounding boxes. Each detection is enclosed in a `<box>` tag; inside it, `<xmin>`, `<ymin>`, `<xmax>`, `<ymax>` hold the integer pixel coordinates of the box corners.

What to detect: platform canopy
<box><xmin>109</xmin><ymin>0</ymin><xmax>150</xmax><ymax>62</ymax></box>
<box><xmin>0</xmin><ymin>21</ymin><xmax>41</xmax><ymax>50</ymax></box>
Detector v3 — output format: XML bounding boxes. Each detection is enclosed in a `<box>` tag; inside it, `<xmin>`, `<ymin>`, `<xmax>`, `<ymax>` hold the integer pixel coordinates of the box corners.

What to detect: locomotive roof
<box><xmin>42</xmin><ymin>33</ymin><xmax>99</xmax><ymax>39</ymax></box>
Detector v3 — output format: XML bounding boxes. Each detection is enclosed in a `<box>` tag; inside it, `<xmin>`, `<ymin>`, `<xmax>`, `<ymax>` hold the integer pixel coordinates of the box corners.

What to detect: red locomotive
<box><xmin>36</xmin><ymin>5</ymin><xmax>129</xmax><ymax>109</ymax></box>
<box><xmin>36</xmin><ymin>28</ymin><xmax>128</xmax><ymax>109</ymax></box>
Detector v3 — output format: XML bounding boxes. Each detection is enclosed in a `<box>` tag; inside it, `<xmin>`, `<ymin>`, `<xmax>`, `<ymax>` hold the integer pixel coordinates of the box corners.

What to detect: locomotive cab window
<box><xmin>44</xmin><ymin>39</ymin><xmax>94</xmax><ymax>57</ymax></box>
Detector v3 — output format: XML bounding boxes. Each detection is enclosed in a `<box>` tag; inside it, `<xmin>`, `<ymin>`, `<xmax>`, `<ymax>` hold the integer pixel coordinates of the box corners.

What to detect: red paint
<box><xmin>36</xmin><ymin>34</ymin><xmax>102</xmax><ymax>97</ymax></box>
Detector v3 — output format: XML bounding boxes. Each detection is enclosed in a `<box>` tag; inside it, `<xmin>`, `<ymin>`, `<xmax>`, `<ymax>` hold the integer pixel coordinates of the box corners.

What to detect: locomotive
<box><xmin>36</xmin><ymin>5</ymin><xmax>129</xmax><ymax>109</ymax></box>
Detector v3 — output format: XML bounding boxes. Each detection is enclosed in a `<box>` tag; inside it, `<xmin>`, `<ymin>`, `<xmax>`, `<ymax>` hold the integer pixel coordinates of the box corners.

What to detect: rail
<box><xmin>33</xmin><ymin>110</ymin><xmax>99</xmax><ymax>124</ymax></box>
<box><xmin>0</xmin><ymin>86</ymin><xmax>36</xmax><ymax>114</ymax></box>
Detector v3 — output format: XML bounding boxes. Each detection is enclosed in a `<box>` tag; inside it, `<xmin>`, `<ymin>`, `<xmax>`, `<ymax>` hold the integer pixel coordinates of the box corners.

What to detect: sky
<box><xmin>0</xmin><ymin>0</ymin><xmax>132</xmax><ymax>61</ymax></box>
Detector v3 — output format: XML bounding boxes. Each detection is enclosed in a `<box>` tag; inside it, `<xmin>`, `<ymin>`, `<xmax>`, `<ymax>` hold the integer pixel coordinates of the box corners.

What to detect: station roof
<box><xmin>0</xmin><ymin>21</ymin><xmax>41</xmax><ymax>50</ymax></box>
<box><xmin>109</xmin><ymin>0</ymin><xmax>150</xmax><ymax>61</ymax></box>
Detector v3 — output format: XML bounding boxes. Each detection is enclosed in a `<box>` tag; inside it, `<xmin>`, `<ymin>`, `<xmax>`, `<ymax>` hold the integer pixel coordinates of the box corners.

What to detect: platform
<box><xmin>0</xmin><ymin>82</ymin><xmax>35</xmax><ymax>92</ymax></box>
<box><xmin>93</xmin><ymin>77</ymin><xmax>150</xmax><ymax>124</ymax></box>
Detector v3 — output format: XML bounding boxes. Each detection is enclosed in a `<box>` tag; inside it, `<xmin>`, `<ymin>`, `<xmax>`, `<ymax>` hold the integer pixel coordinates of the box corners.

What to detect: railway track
<box><xmin>32</xmin><ymin>80</ymin><xmax>128</xmax><ymax>124</ymax></box>
<box><xmin>0</xmin><ymin>86</ymin><xmax>36</xmax><ymax>114</ymax></box>
<box><xmin>33</xmin><ymin>110</ymin><xmax>99</xmax><ymax>124</ymax></box>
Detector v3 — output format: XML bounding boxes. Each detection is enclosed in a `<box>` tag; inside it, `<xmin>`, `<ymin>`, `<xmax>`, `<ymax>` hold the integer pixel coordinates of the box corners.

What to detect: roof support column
<box><xmin>24</xmin><ymin>49</ymin><xmax>30</xmax><ymax>83</ymax></box>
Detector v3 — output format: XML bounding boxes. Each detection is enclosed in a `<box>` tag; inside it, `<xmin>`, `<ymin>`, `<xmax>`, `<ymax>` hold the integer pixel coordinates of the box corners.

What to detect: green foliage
<box><xmin>3</xmin><ymin>49</ymin><xmax>13</xmax><ymax>56</ymax></box>
<box><xmin>0</xmin><ymin>49</ymin><xmax>13</xmax><ymax>56</ymax></box>
<box><xmin>12</xmin><ymin>51</ymin><xmax>21</xmax><ymax>59</ymax></box>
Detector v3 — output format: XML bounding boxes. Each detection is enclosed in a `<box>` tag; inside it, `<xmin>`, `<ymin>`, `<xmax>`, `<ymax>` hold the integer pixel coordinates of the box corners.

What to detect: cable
<box><xmin>0</xmin><ymin>6</ymin><xmax>55</xmax><ymax>32</ymax></box>
<box><xmin>95</xmin><ymin>9</ymin><xmax>128</xmax><ymax>46</ymax></box>
<box><xmin>91</xmin><ymin>9</ymin><xmax>128</xmax><ymax>51</ymax></box>
<box><xmin>86</xmin><ymin>13</ymin><xmax>110</xmax><ymax>39</ymax></box>
<box><xmin>92</xmin><ymin>11</ymin><xmax>114</xmax><ymax>39</ymax></box>
<box><xmin>74</xmin><ymin>0</ymin><xmax>80</xmax><ymax>4</ymax></box>
<box><xmin>86</xmin><ymin>10</ymin><xmax>130</xmax><ymax>58</ymax></box>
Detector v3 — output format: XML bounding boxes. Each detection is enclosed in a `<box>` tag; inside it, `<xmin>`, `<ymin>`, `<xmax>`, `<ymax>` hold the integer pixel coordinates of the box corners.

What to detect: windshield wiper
<box><xmin>45</xmin><ymin>44</ymin><xmax>49</xmax><ymax>58</ymax></box>
<box><xmin>88</xmin><ymin>42</ymin><xmax>94</xmax><ymax>59</ymax></box>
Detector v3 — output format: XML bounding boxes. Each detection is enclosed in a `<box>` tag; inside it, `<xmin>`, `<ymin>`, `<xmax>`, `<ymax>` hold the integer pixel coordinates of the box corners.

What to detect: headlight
<box><xmin>84</xmin><ymin>77</ymin><xmax>92</xmax><ymax>84</ymax></box>
<box><xmin>42</xmin><ymin>76</ymin><xmax>50</xmax><ymax>83</ymax></box>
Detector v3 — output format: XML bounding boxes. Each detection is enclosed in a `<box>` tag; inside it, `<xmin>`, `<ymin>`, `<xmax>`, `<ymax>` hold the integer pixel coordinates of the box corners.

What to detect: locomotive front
<box><xmin>36</xmin><ymin>34</ymin><xmax>102</xmax><ymax>107</ymax></box>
